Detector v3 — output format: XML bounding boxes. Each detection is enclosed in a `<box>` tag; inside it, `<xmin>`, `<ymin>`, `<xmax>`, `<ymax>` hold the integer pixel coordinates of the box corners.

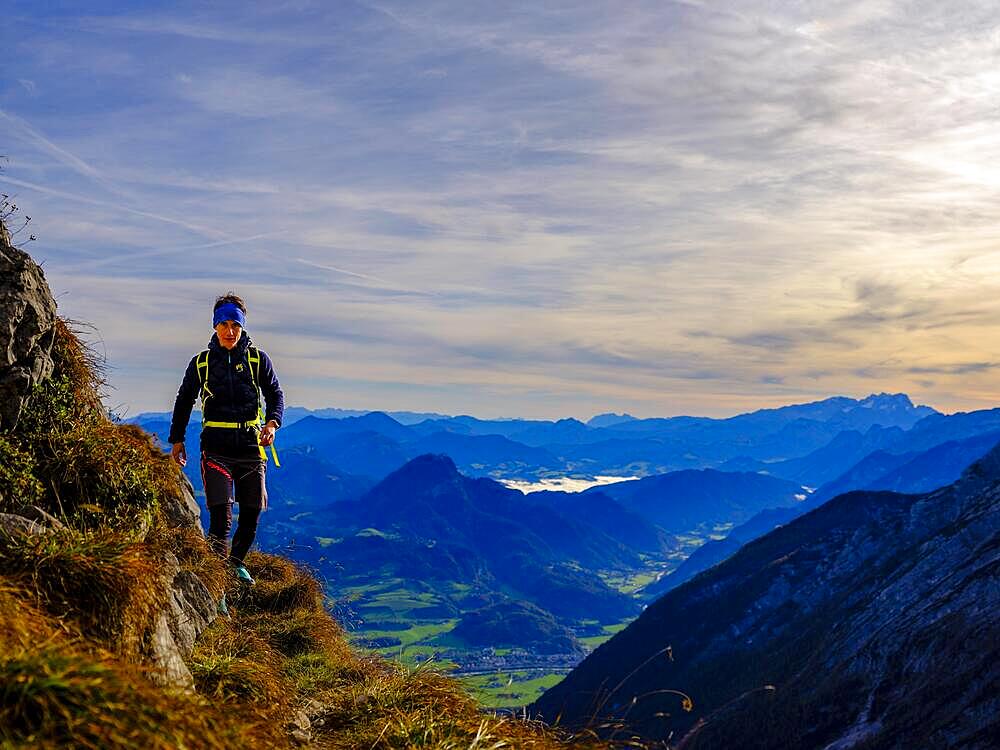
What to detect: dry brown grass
<box><xmin>0</xmin><ymin>580</ymin><xmax>257</xmax><ymax>750</ymax></box>
<box><xmin>0</xmin><ymin>527</ymin><xmax>165</xmax><ymax>659</ymax></box>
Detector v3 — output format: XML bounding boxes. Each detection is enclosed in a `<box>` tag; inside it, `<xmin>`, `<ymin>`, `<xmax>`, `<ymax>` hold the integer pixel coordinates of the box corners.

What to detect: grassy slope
<box><xmin>0</xmin><ymin>319</ymin><xmax>622</xmax><ymax>749</ymax></box>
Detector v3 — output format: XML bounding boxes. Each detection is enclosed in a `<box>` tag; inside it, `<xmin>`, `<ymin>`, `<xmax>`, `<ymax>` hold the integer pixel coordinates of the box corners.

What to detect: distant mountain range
<box><xmin>134</xmin><ymin>392</ymin><xmax>947</xmax><ymax>488</ymax></box>
<box><xmin>531</xmin><ymin>440</ymin><xmax>1000</xmax><ymax>748</ymax></box>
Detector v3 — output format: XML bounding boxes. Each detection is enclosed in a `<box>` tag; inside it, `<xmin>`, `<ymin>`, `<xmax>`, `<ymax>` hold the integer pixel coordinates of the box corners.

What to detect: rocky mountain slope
<box><xmin>532</xmin><ymin>439</ymin><xmax>1000</xmax><ymax>749</ymax></box>
<box><xmin>645</xmin><ymin>430</ymin><xmax>1000</xmax><ymax>600</ymax></box>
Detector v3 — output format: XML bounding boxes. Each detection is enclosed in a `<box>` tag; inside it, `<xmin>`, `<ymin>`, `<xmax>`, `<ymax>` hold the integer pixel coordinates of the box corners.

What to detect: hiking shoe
<box><xmin>233</xmin><ymin>565</ymin><xmax>255</xmax><ymax>586</ymax></box>
<box><xmin>217</xmin><ymin>592</ymin><xmax>230</xmax><ymax>618</ymax></box>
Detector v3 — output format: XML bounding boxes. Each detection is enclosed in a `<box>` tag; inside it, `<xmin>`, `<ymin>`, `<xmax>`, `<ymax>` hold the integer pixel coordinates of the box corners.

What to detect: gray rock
<box><xmin>288</xmin><ymin>707</ymin><xmax>312</xmax><ymax>745</ymax></box>
<box><xmin>16</xmin><ymin>505</ymin><xmax>65</xmax><ymax>529</ymax></box>
<box><xmin>148</xmin><ymin>611</ymin><xmax>194</xmax><ymax>689</ymax></box>
<box><xmin>166</xmin><ymin>570</ymin><xmax>216</xmax><ymax>655</ymax></box>
<box><xmin>147</xmin><ymin>553</ymin><xmax>217</xmax><ymax>689</ymax></box>
<box><xmin>0</xmin><ymin>512</ymin><xmax>50</xmax><ymax>538</ymax></box>
<box><xmin>159</xmin><ymin>472</ymin><xmax>201</xmax><ymax>530</ymax></box>
<box><xmin>0</xmin><ymin>227</ymin><xmax>58</xmax><ymax>431</ymax></box>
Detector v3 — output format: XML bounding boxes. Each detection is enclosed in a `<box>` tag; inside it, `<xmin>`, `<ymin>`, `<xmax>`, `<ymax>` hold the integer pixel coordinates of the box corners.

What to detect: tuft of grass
<box><xmin>238</xmin><ymin>551</ymin><xmax>324</xmax><ymax>614</ymax></box>
<box><xmin>0</xmin><ymin>584</ymin><xmax>63</xmax><ymax>648</ymax></box>
<box><xmin>189</xmin><ymin>619</ymin><xmax>287</xmax><ymax>703</ymax></box>
<box><xmin>0</xmin><ymin>581</ymin><xmax>257</xmax><ymax>750</ymax></box>
<box><xmin>0</xmin><ymin>527</ymin><xmax>164</xmax><ymax>659</ymax></box>
<box><xmin>255</xmin><ymin>606</ymin><xmax>343</xmax><ymax>656</ymax></box>
<box><xmin>0</xmin><ymin>436</ymin><xmax>44</xmax><ymax>512</ymax></box>
<box><xmin>0</xmin><ymin>644</ymin><xmax>253</xmax><ymax>750</ymax></box>
<box><xmin>315</xmin><ymin>663</ymin><xmax>610</xmax><ymax>749</ymax></box>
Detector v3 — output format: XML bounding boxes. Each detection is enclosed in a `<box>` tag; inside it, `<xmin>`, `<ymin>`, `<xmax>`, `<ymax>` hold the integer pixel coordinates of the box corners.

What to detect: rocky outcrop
<box><xmin>0</xmin><ymin>511</ymin><xmax>55</xmax><ymax>538</ymax></box>
<box><xmin>534</xmin><ymin>441</ymin><xmax>1000</xmax><ymax>749</ymax></box>
<box><xmin>160</xmin><ymin>473</ymin><xmax>201</xmax><ymax>530</ymax></box>
<box><xmin>0</xmin><ymin>224</ymin><xmax>58</xmax><ymax>431</ymax></box>
<box><xmin>147</xmin><ymin>552</ymin><xmax>217</xmax><ymax>689</ymax></box>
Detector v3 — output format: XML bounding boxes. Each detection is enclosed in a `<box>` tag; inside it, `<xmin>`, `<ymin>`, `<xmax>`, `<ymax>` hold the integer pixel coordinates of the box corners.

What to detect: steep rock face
<box><xmin>532</xmin><ymin>442</ymin><xmax>1000</xmax><ymax>749</ymax></box>
<box><xmin>0</xmin><ymin>226</ymin><xmax>58</xmax><ymax>430</ymax></box>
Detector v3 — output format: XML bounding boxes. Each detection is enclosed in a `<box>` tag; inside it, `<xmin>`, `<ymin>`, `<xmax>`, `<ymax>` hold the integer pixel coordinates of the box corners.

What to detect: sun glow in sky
<box><xmin>4</xmin><ymin>1</ymin><xmax>1000</xmax><ymax>419</ymax></box>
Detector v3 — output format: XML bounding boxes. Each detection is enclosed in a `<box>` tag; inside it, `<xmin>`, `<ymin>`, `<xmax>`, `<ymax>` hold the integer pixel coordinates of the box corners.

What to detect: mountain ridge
<box><xmin>531</xmin><ymin>439</ymin><xmax>1000</xmax><ymax>748</ymax></box>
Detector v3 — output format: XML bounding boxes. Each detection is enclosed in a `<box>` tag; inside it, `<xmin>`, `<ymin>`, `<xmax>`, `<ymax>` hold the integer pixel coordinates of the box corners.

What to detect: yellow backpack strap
<box><xmin>196</xmin><ymin>350</ymin><xmax>212</xmax><ymax>420</ymax></box>
<box><xmin>247</xmin><ymin>347</ymin><xmax>280</xmax><ymax>467</ymax></box>
<box><xmin>247</xmin><ymin>346</ymin><xmax>263</xmax><ymax>420</ymax></box>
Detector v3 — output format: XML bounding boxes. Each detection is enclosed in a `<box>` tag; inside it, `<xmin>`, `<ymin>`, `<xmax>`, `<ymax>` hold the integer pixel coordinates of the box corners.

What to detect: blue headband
<box><xmin>213</xmin><ymin>303</ymin><xmax>246</xmax><ymax>328</ymax></box>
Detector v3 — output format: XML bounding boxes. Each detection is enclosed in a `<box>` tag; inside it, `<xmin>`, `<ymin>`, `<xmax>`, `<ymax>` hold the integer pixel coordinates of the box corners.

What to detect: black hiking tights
<box><xmin>208</xmin><ymin>503</ymin><xmax>262</xmax><ymax>564</ymax></box>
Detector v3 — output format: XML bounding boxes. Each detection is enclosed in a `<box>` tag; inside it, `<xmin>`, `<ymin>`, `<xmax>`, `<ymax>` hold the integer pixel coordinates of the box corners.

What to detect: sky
<box><xmin>4</xmin><ymin>1</ymin><xmax>1000</xmax><ymax>420</ymax></box>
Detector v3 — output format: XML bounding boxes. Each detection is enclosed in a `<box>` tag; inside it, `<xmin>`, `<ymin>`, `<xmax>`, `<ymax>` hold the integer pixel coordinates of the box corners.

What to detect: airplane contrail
<box><xmin>0</xmin><ymin>108</ymin><xmax>126</xmax><ymax>199</ymax></box>
<box><xmin>295</xmin><ymin>257</ymin><xmax>434</xmax><ymax>296</ymax></box>
<box><xmin>66</xmin><ymin>232</ymin><xmax>284</xmax><ymax>272</ymax></box>
<box><xmin>0</xmin><ymin>175</ymin><xmax>231</xmax><ymax>240</ymax></box>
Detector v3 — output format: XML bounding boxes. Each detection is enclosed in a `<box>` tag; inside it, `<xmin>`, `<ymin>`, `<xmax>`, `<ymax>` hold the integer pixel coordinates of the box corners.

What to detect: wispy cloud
<box><xmin>0</xmin><ymin>109</ymin><xmax>124</xmax><ymax>198</ymax></box>
<box><xmin>5</xmin><ymin>0</ymin><xmax>1000</xmax><ymax>418</ymax></box>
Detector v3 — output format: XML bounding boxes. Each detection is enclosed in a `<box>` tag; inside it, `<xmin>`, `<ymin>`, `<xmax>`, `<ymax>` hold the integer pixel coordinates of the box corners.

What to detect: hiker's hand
<box><xmin>259</xmin><ymin>421</ymin><xmax>277</xmax><ymax>447</ymax></box>
<box><xmin>171</xmin><ymin>442</ymin><xmax>187</xmax><ymax>467</ymax></box>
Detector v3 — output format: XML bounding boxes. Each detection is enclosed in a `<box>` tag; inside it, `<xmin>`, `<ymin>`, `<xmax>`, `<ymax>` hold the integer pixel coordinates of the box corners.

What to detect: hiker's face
<box><xmin>215</xmin><ymin>320</ymin><xmax>242</xmax><ymax>350</ymax></box>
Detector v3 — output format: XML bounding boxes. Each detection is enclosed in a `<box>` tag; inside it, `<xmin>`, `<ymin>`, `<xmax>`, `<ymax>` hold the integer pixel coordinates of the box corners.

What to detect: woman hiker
<box><xmin>168</xmin><ymin>293</ymin><xmax>284</xmax><ymax>603</ymax></box>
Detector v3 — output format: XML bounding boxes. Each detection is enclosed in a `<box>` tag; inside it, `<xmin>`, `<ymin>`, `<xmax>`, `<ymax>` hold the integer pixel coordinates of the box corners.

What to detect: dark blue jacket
<box><xmin>169</xmin><ymin>331</ymin><xmax>284</xmax><ymax>458</ymax></box>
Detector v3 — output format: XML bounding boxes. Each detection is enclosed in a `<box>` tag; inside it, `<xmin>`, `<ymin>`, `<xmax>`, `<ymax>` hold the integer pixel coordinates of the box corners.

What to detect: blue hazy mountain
<box><xmin>586</xmin><ymin>469</ymin><xmax>806</xmax><ymax>532</ymax></box>
<box><xmin>810</xmin><ymin>429</ymin><xmax>1000</xmax><ymax>506</ymax></box>
<box><xmin>281</xmin><ymin>414</ymin><xmax>566</xmax><ymax>480</ymax></box>
<box><xmin>281</xmin><ymin>412</ymin><xmax>417</xmax><ymax>445</ymax></box>
<box><xmin>719</xmin><ymin>406</ymin><xmax>1000</xmax><ymax>489</ymax></box>
<box><xmin>888</xmin><ymin>406</ymin><xmax>1000</xmax><ymax>451</ymax></box>
<box><xmin>135</xmin><ymin>393</ymin><xmax>942</xmax><ymax>482</ymax></box>
<box><xmin>508</xmin><ymin>418</ymin><xmax>598</xmax><ymax>447</ymax></box>
<box><xmin>407</xmin><ymin>431</ymin><xmax>563</xmax><ymax>478</ymax></box>
<box><xmin>265</xmin><ymin>445</ymin><xmax>374</xmax><ymax>506</ymax></box>
<box><xmin>546</xmin><ymin>394</ymin><xmax>938</xmax><ymax>474</ymax></box>
<box><xmin>642</xmin><ymin>431</ymin><xmax>1000</xmax><ymax>600</ymax></box>
<box><xmin>313</xmin><ymin>455</ymin><xmax>641</xmax><ymax>623</ymax></box>
<box><xmin>406</xmin><ymin>415</ymin><xmax>555</xmax><ymax>439</ymax></box>
<box><xmin>531</xmin><ymin>442</ymin><xmax>1000</xmax><ymax>748</ymax></box>
<box><xmin>759</xmin><ymin>423</ymin><xmax>906</xmax><ymax>486</ymax></box>
<box><xmin>586</xmin><ymin>413</ymin><xmax>638</xmax><ymax>428</ymax></box>
<box><xmin>525</xmin><ymin>489</ymin><xmax>674</xmax><ymax>555</ymax></box>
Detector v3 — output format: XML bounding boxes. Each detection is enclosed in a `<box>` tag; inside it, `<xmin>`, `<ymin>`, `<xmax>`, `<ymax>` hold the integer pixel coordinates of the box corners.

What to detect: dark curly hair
<box><xmin>213</xmin><ymin>292</ymin><xmax>246</xmax><ymax>314</ymax></box>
